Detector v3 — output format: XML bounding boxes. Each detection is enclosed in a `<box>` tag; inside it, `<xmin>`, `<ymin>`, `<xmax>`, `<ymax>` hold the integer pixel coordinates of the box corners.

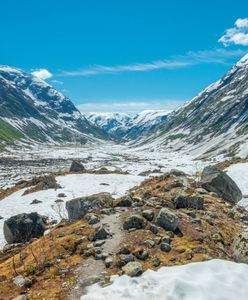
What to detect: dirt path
<box><xmin>69</xmin><ymin>211</ymin><xmax>124</xmax><ymax>299</ymax></box>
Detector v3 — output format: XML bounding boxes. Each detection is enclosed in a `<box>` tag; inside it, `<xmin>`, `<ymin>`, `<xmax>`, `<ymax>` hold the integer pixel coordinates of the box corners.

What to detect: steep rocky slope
<box><xmin>139</xmin><ymin>54</ymin><xmax>248</xmax><ymax>158</ymax></box>
<box><xmin>0</xmin><ymin>66</ymin><xmax>108</xmax><ymax>147</ymax></box>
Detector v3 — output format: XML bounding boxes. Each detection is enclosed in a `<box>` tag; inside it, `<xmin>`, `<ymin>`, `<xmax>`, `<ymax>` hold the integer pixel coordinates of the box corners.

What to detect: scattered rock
<box><xmin>156</xmin><ymin>208</ymin><xmax>179</xmax><ymax>231</ymax></box>
<box><xmin>152</xmin><ymin>256</ymin><xmax>161</xmax><ymax>267</ymax></box>
<box><xmin>145</xmin><ymin>239</ymin><xmax>155</xmax><ymax>248</ymax></box>
<box><xmin>24</xmin><ymin>175</ymin><xmax>61</xmax><ymax>194</ymax></box>
<box><xmin>118</xmin><ymin>246</ymin><xmax>131</xmax><ymax>255</ymax></box>
<box><xmin>119</xmin><ymin>254</ymin><xmax>135</xmax><ymax>264</ymax></box>
<box><xmin>161</xmin><ymin>235</ymin><xmax>171</xmax><ymax>244</ymax></box>
<box><xmin>90</xmin><ymin>225</ymin><xmax>109</xmax><ymax>241</ymax></box>
<box><xmin>149</xmin><ymin>224</ymin><xmax>159</xmax><ymax>234</ymax></box>
<box><xmin>142</xmin><ymin>209</ymin><xmax>154</xmax><ymax>221</ymax></box>
<box><xmin>173</xmin><ymin>193</ymin><xmax>204</xmax><ymax>210</ymax></box>
<box><xmin>232</xmin><ymin>231</ymin><xmax>248</xmax><ymax>263</ymax></box>
<box><xmin>160</xmin><ymin>242</ymin><xmax>171</xmax><ymax>252</ymax></box>
<box><xmin>30</xmin><ymin>199</ymin><xmax>42</xmax><ymax>205</ymax></box>
<box><xmin>70</xmin><ymin>160</ymin><xmax>85</xmax><ymax>172</ymax></box>
<box><xmin>13</xmin><ymin>275</ymin><xmax>32</xmax><ymax>288</ymax></box>
<box><xmin>170</xmin><ymin>169</ymin><xmax>186</xmax><ymax>177</ymax></box>
<box><xmin>201</xmin><ymin>166</ymin><xmax>242</xmax><ymax>204</ymax></box>
<box><xmin>113</xmin><ymin>195</ymin><xmax>132</xmax><ymax>207</ymax></box>
<box><xmin>122</xmin><ymin>262</ymin><xmax>143</xmax><ymax>277</ymax></box>
<box><xmin>4</xmin><ymin>212</ymin><xmax>46</xmax><ymax>244</ymax></box>
<box><xmin>66</xmin><ymin>192</ymin><xmax>113</xmax><ymax>221</ymax></box>
<box><xmin>57</xmin><ymin>193</ymin><xmax>66</xmax><ymax>197</ymax></box>
<box><xmin>85</xmin><ymin>213</ymin><xmax>100</xmax><ymax>225</ymax></box>
<box><xmin>134</xmin><ymin>249</ymin><xmax>149</xmax><ymax>261</ymax></box>
<box><xmin>123</xmin><ymin>215</ymin><xmax>146</xmax><ymax>230</ymax></box>
<box><xmin>105</xmin><ymin>256</ymin><xmax>113</xmax><ymax>268</ymax></box>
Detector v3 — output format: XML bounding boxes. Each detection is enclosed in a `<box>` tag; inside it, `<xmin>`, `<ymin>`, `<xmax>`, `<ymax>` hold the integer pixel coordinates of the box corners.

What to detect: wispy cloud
<box><xmin>77</xmin><ymin>99</ymin><xmax>185</xmax><ymax>113</ymax></box>
<box><xmin>219</xmin><ymin>18</ymin><xmax>248</xmax><ymax>46</ymax></box>
<box><xmin>58</xmin><ymin>48</ymin><xmax>245</xmax><ymax>77</ymax></box>
<box><xmin>31</xmin><ymin>69</ymin><xmax>53</xmax><ymax>80</ymax></box>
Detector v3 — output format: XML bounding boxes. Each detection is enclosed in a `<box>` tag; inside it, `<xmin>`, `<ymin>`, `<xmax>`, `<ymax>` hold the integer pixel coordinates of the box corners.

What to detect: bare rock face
<box><xmin>156</xmin><ymin>208</ymin><xmax>179</xmax><ymax>231</ymax></box>
<box><xmin>66</xmin><ymin>192</ymin><xmax>113</xmax><ymax>221</ymax></box>
<box><xmin>70</xmin><ymin>160</ymin><xmax>85</xmax><ymax>172</ymax></box>
<box><xmin>232</xmin><ymin>232</ymin><xmax>248</xmax><ymax>263</ymax></box>
<box><xmin>4</xmin><ymin>213</ymin><xmax>46</xmax><ymax>244</ymax></box>
<box><xmin>201</xmin><ymin>166</ymin><xmax>242</xmax><ymax>204</ymax></box>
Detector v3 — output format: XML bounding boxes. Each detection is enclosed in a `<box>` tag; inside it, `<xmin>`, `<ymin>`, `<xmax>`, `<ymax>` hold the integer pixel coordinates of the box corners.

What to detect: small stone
<box><xmin>13</xmin><ymin>275</ymin><xmax>32</xmax><ymax>288</ymax></box>
<box><xmin>30</xmin><ymin>199</ymin><xmax>42</xmax><ymax>205</ymax></box>
<box><xmin>152</xmin><ymin>256</ymin><xmax>161</xmax><ymax>267</ymax></box>
<box><xmin>105</xmin><ymin>256</ymin><xmax>113</xmax><ymax>268</ymax></box>
<box><xmin>93</xmin><ymin>240</ymin><xmax>105</xmax><ymax>247</ymax></box>
<box><xmin>122</xmin><ymin>262</ymin><xmax>143</xmax><ymax>277</ymax></box>
<box><xmin>113</xmin><ymin>196</ymin><xmax>132</xmax><ymax>207</ymax></box>
<box><xmin>149</xmin><ymin>224</ymin><xmax>159</xmax><ymax>234</ymax></box>
<box><xmin>161</xmin><ymin>235</ymin><xmax>171</xmax><ymax>244</ymax></box>
<box><xmin>118</xmin><ymin>246</ymin><xmax>131</xmax><ymax>254</ymax></box>
<box><xmin>142</xmin><ymin>210</ymin><xmax>154</xmax><ymax>221</ymax></box>
<box><xmin>160</xmin><ymin>242</ymin><xmax>171</xmax><ymax>252</ymax></box>
<box><xmin>70</xmin><ymin>160</ymin><xmax>85</xmax><ymax>172</ymax></box>
<box><xmin>120</xmin><ymin>254</ymin><xmax>135</xmax><ymax>264</ymax></box>
<box><xmin>145</xmin><ymin>239</ymin><xmax>155</xmax><ymax>248</ymax></box>
<box><xmin>57</xmin><ymin>193</ymin><xmax>66</xmax><ymax>197</ymax></box>
<box><xmin>170</xmin><ymin>169</ymin><xmax>186</xmax><ymax>177</ymax></box>
<box><xmin>134</xmin><ymin>249</ymin><xmax>149</xmax><ymax>261</ymax></box>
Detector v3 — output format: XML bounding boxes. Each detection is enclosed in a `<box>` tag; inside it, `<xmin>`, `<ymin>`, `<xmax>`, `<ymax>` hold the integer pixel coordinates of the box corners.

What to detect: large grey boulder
<box><xmin>4</xmin><ymin>213</ymin><xmax>46</xmax><ymax>244</ymax></box>
<box><xmin>70</xmin><ymin>160</ymin><xmax>85</xmax><ymax>172</ymax></box>
<box><xmin>201</xmin><ymin>166</ymin><xmax>242</xmax><ymax>204</ymax></box>
<box><xmin>66</xmin><ymin>192</ymin><xmax>113</xmax><ymax>221</ymax></box>
<box><xmin>232</xmin><ymin>231</ymin><xmax>248</xmax><ymax>263</ymax></box>
<box><xmin>156</xmin><ymin>208</ymin><xmax>179</xmax><ymax>231</ymax></box>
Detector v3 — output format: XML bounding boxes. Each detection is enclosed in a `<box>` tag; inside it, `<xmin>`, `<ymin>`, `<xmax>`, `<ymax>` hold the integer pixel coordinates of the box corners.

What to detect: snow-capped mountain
<box><xmin>84</xmin><ymin>112</ymin><xmax>131</xmax><ymax>135</ymax></box>
<box><xmin>140</xmin><ymin>54</ymin><xmax>248</xmax><ymax>158</ymax></box>
<box><xmin>83</xmin><ymin>110</ymin><xmax>170</xmax><ymax>140</ymax></box>
<box><xmin>0</xmin><ymin>66</ymin><xmax>108</xmax><ymax>147</ymax></box>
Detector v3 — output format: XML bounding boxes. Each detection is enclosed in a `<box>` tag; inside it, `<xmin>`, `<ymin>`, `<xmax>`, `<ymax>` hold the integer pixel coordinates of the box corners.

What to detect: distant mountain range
<box><xmin>83</xmin><ymin>110</ymin><xmax>170</xmax><ymax>140</ymax></box>
<box><xmin>0</xmin><ymin>66</ymin><xmax>108</xmax><ymax>148</ymax></box>
<box><xmin>0</xmin><ymin>53</ymin><xmax>248</xmax><ymax>158</ymax></box>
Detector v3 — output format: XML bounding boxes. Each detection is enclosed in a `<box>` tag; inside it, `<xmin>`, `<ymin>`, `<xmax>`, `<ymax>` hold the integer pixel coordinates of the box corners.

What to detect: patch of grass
<box><xmin>0</xmin><ymin>118</ymin><xmax>24</xmax><ymax>145</ymax></box>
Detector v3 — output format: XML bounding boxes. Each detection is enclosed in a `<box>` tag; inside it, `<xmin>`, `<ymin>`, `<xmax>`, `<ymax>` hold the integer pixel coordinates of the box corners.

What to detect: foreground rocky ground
<box><xmin>0</xmin><ymin>162</ymin><xmax>247</xmax><ymax>299</ymax></box>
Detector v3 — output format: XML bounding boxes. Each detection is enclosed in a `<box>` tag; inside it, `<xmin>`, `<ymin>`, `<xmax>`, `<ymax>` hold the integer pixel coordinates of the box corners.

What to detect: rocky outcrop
<box><xmin>4</xmin><ymin>213</ymin><xmax>46</xmax><ymax>244</ymax></box>
<box><xmin>201</xmin><ymin>166</ymin><xmax>242</xmax><ymax>204</ymax></box>
<box><xmin>66</xmin><ymin>192</ymin><xmax>113</xmax><ymax>221</ymax></box>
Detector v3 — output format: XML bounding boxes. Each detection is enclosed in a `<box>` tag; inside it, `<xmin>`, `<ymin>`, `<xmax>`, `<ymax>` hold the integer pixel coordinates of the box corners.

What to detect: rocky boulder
<box><xmin>66</xmin><ymin>192</ymin><xmax>113</xmax><ymax>221</ymax></box>
<box><xmin>123</xmin><ymin>215</ymin><xmax>146</xmax><ymax>230</ymax></box>
<box><xmin>201</xmin><ymin>166</ymin><xmax>242</xmax><ymax>204</ymax></box>
<box><xmin>173</xmin><ymin>193</ymin><xmax>204</xmax><ymax>210</ymax></box>
<box><xmin>70</xmin><ymin>160</ymin><xmax>85</xmax><ymax>172</ymax></box>
<box><xmin>4</xmin><ymin>213</ymin><xmax>46</xmax><ymax>244</ymax></box>
<box><xmin>122</xmin><ymin>261</ymin><xmax>143</xmax><ymax>277</ymax></box>
<box><xmin>232</xmin><ymin>231</ymin><xmax>248</xmax><ymax>263</ymax></box>
<box><xmin>156</xmin><ymin>208</ymin><xmax>179</xmax><ymax>231</ymax></box>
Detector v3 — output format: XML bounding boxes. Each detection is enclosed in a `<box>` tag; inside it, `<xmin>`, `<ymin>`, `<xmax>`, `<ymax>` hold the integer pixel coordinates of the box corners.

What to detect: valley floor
<box><xmin>0</xmin><ymin>143</ymin><xmax>248</xmax><ymax>299</ymax></box>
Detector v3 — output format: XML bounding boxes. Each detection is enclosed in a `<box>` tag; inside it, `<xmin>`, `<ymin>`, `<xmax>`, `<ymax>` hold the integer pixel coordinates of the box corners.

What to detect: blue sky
<box><xmin>1</xmin><ymin>0</ymin><xmax>248</xmax><ymax>113</ymax></box>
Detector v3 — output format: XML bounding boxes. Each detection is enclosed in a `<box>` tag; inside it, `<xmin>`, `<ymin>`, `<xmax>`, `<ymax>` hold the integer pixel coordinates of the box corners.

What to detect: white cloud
<box><xmin>77</xmin><ymin>99</ymin><xmax>185</xmax><ymax>113</ymax></box>
<box><xmin>219</xmin><ymin>18</ymin><xmax>248</xmax><ymax>46</ymax></box>
<box><xmin>58</xmin><ymin>48</ymin><xmax>246</xmax><ymax>77</ymax></box>
<box><xmin>31</xmin><ymin>69</ymin><xmax>53</xmax><ymax>80</ymax></box>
